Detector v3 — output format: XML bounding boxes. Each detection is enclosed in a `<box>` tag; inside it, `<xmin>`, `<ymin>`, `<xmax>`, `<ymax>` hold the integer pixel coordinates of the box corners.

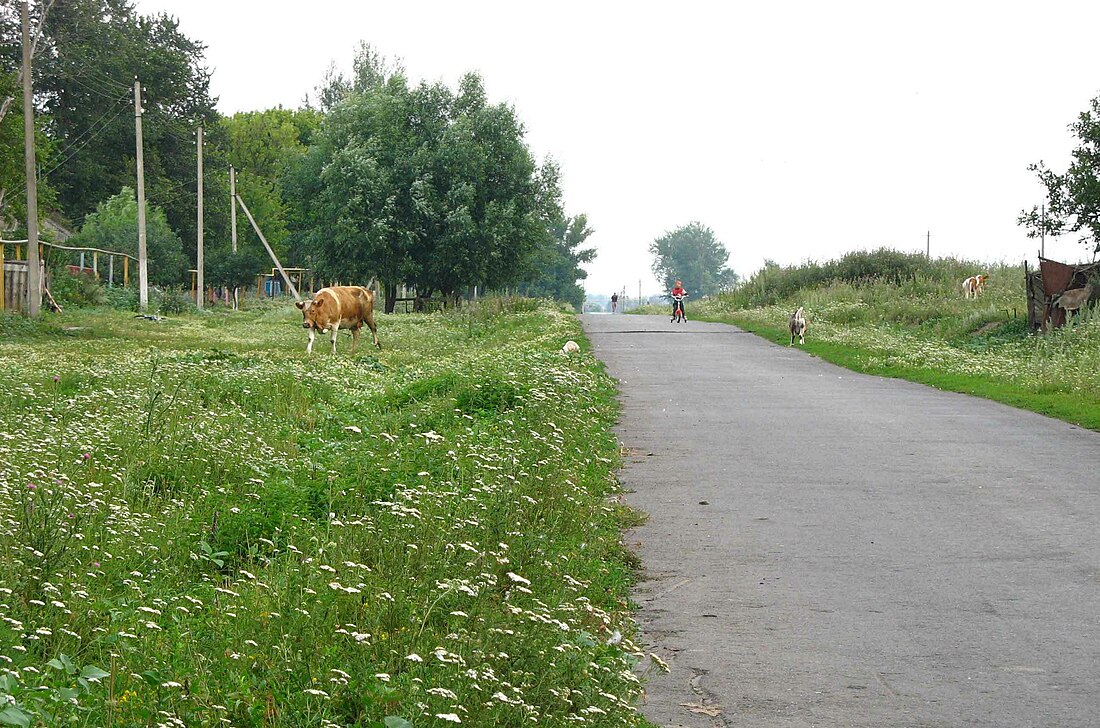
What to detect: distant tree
<box><xmin>649</xmin><ymin>222</ymin><xmax>736</xmax><ymax>298</ymax></box>
<box><xmin>519</xmin><ymin>214</ymin><xmax>596</xmax><ymax>310</ymax></box>
<box><xmin>206</xmin><ymin>245</ymin><xmax>266</xmax><ymax>297</ymax></box>
<box><xmin>1019</xmin><ymin>94</ymin><xmax>1100</xmax><ymax>255</ymax></box>
<box><xmin>68</xmin><ymin>187</ymin><xmax>187</xmax><ymax>286</ymax></box>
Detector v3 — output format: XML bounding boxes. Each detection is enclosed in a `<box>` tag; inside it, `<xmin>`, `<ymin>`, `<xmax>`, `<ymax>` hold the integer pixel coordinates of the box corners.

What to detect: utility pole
<box><xmin>638</xmin><ymin>279</ymin><xmax>642</xmax><ymax>309</ymax></box>
<box><xmin>926</xmin><ymin>230</ymin><xmax>930</xmax><ymax>260</ymax></box>
<box><xmin>1040</xmin><ymin>205</ymin><xmax>1046</xmax><ymax>258</ymax></box>
<box><xmin>134</xmin><ymin>78</ymin><xmax>149</xmax><ymax>309</ymax></box>
<box><xmin>21</xmin><ymin>1</ymin><xmax>41</xmax><ymax>317</ymax></box>
<box><xmin>229</xmin><ymin>165</ymin><xmax>237</xmax><ymax>252</ymax></box>
<box><xmin>196</xmin><ymin>125</ymin><xmax>204</xmax><ymax>310</ymax></box>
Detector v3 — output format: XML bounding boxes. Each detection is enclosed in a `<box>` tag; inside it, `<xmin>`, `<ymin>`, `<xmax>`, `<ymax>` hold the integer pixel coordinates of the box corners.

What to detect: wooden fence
<box><xmin>1</xmin><ymin>239</ymin><xmax>137</xmax><ymax>312</ymax></box>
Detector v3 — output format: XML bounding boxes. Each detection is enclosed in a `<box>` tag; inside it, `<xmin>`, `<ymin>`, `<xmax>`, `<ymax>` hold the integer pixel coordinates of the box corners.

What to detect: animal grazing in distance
<box><xmin>789</xmin><ymin>306</ymin><xmax>807</xmax><ymax>346</ymax></box>
<box><xmin>962</xmin><ymin>274</ymin><xmax>989</xmax><ymax>299</ymax></box>
<box><xmin>296</xmin><ymin>285</ymin><xmax>381</xmax><ymax>354</ymax></box>
<box><xmin>1052</xmin><ymin>284</ymin><xmax>1094</xmax><ymax>320</ymax></box>
<box><xmin>560</xmin><ymin>340</ymin><xmax>581</xmax><ymax>355</ymax></box>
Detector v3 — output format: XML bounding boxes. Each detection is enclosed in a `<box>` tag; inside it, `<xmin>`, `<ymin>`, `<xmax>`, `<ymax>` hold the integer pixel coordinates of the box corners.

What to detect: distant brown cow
<box><xmin>296</xmin><ymin>286</ymin><xmax>381</xmax><ymax>354</ymax></box>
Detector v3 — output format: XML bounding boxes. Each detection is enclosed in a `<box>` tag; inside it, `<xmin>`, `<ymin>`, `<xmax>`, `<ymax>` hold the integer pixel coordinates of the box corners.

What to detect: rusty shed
<box><xmin>1025</xmin><ymin>257</ymin><xmax>1100</xmax><ymax>331</ymax></box>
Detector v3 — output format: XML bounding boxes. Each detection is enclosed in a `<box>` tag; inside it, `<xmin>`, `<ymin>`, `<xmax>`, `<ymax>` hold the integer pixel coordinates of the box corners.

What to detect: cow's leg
<box><xmin>307</xmin><ymin>328</ymin><xmax>315</xmax><ymax>355</ymax></box>
<box><xmin>330</xmin><ymin>322</ymin><xmax>340</xmax><ymax>354</ymax></box>
<box><xmin>365</xmin><ymin>310</ymin><xmax>381</xmax><ymax>349</ymax></box>
<box><xmin>351</xmin><ymin>326</ymin><xmax>360</xmax><ymax>355</ymax></box>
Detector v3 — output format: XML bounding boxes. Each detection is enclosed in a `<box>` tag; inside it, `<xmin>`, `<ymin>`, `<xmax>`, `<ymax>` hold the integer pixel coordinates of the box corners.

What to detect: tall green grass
<box><xmin>0</xmin><ymin>301</ymin><xmax>656</xmax><ymax>727</ymax></box>
<box><xmin>680</xmin><ymin>248</ymin><xmax>1100</xmax><ymax>429</ymax></box>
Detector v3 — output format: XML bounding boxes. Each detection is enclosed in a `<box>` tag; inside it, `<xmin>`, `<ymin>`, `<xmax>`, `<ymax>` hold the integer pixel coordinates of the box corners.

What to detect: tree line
<box><xmin>0</xmin><ymin>1</ymin><xmax>594</xmax><ymax>311</ymax></box>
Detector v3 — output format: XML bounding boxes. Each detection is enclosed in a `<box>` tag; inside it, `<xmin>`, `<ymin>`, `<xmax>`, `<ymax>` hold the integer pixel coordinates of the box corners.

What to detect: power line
<box><xmin>41</xmin><ymin>103</ymin><xmax>129</xmax><ymax>177</ymax></box>
<box><xmin>50</xmin><ymin>94</ymin><xmax>128</xmax><ymax>158</ymax></box>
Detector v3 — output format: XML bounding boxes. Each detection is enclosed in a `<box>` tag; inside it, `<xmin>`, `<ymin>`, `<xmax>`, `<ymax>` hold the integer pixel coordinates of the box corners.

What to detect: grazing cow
<box><xmin>789</xmin><ymin>306</ymin><xmax>807</xmax><ymax>346</ymax></box>
<box><xmin>962</xmin><ymin>274</ymin><xmax>989</xmax><ymax>299</ymax></box>
<box><xmin>1052</xmin><ymin>284</ymin><xmax>1094</xmax><ymax>320</ymax></box>
<box><xmin>296</xmin><ymin>286</ymin><xmax>381</xmax><ymax>354</ymax></box>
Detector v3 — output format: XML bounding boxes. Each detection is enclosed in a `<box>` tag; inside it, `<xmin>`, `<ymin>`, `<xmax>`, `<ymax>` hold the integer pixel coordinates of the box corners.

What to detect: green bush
<box><xmin>102</xmin><ymin>285</ymin><xmax>140</xmax><ymax>311</ymax></box>
<box><xmin>158</xmin><ymin>287</ymin><xmax>193</xmax><ymax>315</ymax></box>
<box><xmin>48</xmin><ymin>269</ymin><xmax>104</xmax><ymax>308</ymax></box>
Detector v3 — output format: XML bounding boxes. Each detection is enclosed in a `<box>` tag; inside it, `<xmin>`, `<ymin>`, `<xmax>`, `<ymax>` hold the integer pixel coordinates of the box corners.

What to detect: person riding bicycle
<box><xmin>670</xmin><ymin>280</ymin><xmax>687</xmax><ymax>320</ymax></box>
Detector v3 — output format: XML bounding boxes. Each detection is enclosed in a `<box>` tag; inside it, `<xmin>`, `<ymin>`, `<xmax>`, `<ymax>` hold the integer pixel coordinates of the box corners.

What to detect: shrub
<box><xmin>158</xmin><ymin>287</ymin><xmax>193</xmax><ymax>315</ymax></box>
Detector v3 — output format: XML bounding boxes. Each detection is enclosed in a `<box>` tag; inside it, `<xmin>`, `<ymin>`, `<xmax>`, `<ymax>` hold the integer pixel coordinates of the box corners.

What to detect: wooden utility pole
<box><xmin>229</xmin><ymin>166</ymin><xmax>237</xmax><ymax>252</ymax></box>
<box><xmin>196</xmin><ymin>125</ymin><xmax>204</xmax><ymax>309</ymax></box>
<box><xmin>134</xmin><ymin>79</ymin><xmax>149</xmax><ymax>309</ymax></box>
<box><xmin>21</xmin><ymin>1</ymin><xmax>41</xmax><ymax>317</ymax></box>
<box><xmin>1040</xmin><ymin>205</ymin><xmax>1046</xmax><ymax>258</ymax></box>
<box><xmin>926</xmin><ymin>230</ymin><xmax>930</xmax><ymax>259</ymax></box>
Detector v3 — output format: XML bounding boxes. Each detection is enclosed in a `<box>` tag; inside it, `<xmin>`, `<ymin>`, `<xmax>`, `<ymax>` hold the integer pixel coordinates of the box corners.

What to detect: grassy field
<box><xmin>636</xmin><ymin>251</ymin><xmax>1100</xmax><ymax>431</ymax></box>
<box><xmin>0</xmin><ymin>301</ymin><xmax>657</xmax><ymax>727</ymax></box>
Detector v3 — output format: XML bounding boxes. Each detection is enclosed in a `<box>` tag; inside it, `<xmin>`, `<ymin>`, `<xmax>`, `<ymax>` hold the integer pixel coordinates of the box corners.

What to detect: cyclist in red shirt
<box><xmin>670</xmin><ymin>280</ymin><xmax>687</xmax><ymax>321</ymax></box>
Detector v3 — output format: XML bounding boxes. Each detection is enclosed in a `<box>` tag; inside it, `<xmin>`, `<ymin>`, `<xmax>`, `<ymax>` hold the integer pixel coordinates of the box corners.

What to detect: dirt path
<box><xmin>582</xmin><ymin>313</ymin><xmax>1100</xmax><ymax>728</ymax></box>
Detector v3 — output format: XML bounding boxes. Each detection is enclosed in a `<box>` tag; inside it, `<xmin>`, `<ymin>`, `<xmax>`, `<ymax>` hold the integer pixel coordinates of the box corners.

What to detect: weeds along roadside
<box><xmin>680</xmin><ymin>258</ymin><xmax>1100</xmax><ymax>431</ymax></box>
<box><xmin>0</xmin><ymin>300</ymin><xmax>657</xmax><ymax>727</ymax></box>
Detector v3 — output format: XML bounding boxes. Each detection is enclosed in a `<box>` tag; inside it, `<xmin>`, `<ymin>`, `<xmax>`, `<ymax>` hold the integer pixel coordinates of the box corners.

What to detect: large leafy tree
<box><xmin>217</xmin><ymin>108</ymin><xmax>319</xmax><ymax>271</ymax></box>
<box><xmin>649</xmin><ymin>222</ymin><xmax>736</xmax><ymax>298</ymax></box>
<box><xmin>24</xmin><ymin>0</ymin><xmax>217</xmax><ymax>250</ymax></box>
<box><xmin>285</xmin><ymin>75</ymin><xmax>421</xmax><ymax>312</ymax></box>
<box><xmin>1019</xmin><ymin>94</ymin><xmax>1100</xmax><ymax>254</ymax></box>
<box><xmin>415</xmin><ymin>73</ymin><xmax>544</xmax><ymax>301</ymax></box>
<box><xmin>0</xmin><ymin>2</ymin><xmax>57</xmax><ymax>229</ymax></box>
<box><xmin>67</xmin><ymin>186</ymin><xmax>187</xmax><ymax>285</ymax></box>
<box><xmin>286</xmin><ymin>62</ymin><xmax>550</xmax><ymax>312</ymax></box>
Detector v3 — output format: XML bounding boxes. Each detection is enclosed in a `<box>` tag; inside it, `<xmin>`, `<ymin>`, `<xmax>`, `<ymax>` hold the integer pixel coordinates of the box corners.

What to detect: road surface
<box><xmin>581</xmin><ymin>314</ymin><xmax>1100</xmax><ymax>728</ymax></box>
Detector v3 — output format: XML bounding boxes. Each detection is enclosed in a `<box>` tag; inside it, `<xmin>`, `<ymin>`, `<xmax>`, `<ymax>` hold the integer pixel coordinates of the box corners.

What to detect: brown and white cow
<box><xmin>296</xmin><ymin>286</ymin><xmax>381</xmax><ymax>354</ymax></box>
<box><xmin>962</xmin><ymin>274</ymin><xmax>988</xmax><ymax>299</ymax></box>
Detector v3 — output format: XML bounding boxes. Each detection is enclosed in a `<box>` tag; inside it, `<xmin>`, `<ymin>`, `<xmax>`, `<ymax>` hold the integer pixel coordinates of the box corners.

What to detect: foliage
<box><xmin>649</xmin><ymin>221</ymin><xmax>736</xmax><ymax>298</ymax></box>
<box><xmin>12</xmin><ymin>0</ymin><xmax>219</xmax><ymax>249</ymax></box>
<box><xmin>0</xmin><ymin>302</ymin><xmax>652</xmax><ymax>726</ymax></box>
<box><xmin>1019</xmin><ymin>94</ymin><xmax>1100</xmax><ymax>254</ymax></box>
<box><xmin>47</xmin><ymin>268</ymin><xmax>104</xmax><ymax>308</ymax></box>
<box><xmin>221</xmin><ymin>107</ymin><xmax>320</xmax><ymax>264</ymax></box>
<box><xmin>519</xmin><ymin>212</ymin><xmax>596</xmax><ymax>310</ymax></box>
<box><xmin>683</xmin><ymin>255</ymin><xmax>1100</xmax><ymax>430</ymax></box>
<box><xmin>157</xmin><ymin>286</ymin><xmax>192</xmax><ymax>315</ymax></box>
<box><xmin>0</xmin><ymin>71</ymin><xmax>59</xmax><ymax>229</ymax></box>
<box><xmin>718</xmin><ymin>248</ymin><xmax>976</xmax><ymax>309</ymax></box>
<box><xmin>286</xmin><ymin>57</ymin><xmax>554</xmax><ymax>312</ymax></box>
<box><xmin>205</xmin><ymin>245</ymin><xmax>267</xmax><ymax>291</ymax></box>
<box><xmin>68</xmin><ymin>187</ymin><xmax>188</xmax><ymax>286</ymax></box>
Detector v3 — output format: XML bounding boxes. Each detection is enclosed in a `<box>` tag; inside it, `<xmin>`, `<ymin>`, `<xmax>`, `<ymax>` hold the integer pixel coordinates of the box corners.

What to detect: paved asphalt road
<box><xmin>580</xmin><ymin>313</ymin><xmax>1100</xmax><ymax>728</ymax></box>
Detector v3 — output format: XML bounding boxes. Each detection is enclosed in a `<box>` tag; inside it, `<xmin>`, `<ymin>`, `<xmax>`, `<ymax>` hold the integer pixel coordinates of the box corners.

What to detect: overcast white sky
<box><xmin>135</xmin><ymin>0</ymin><xmax>1100</xmax><ymax>297</ymax></box>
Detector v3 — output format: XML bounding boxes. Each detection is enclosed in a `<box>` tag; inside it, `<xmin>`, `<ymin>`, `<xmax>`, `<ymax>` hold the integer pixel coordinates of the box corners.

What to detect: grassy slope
<box><xmin>641</xmin><ymin>256</ymin><xmax>1100</xmax><ymax>432</ymax></box>
<box><xmin>0</xmin><ymin>302</ymin><xmax>654</xmax><ymax>727</ymax></box>
<box><xmin>723</xmin><ymin>316</ymin><xmax>1100</xmax><ymax>431</ymax></box>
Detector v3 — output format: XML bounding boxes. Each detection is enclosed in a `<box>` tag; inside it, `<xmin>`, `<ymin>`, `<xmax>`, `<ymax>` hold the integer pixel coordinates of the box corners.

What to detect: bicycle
<box><xmin>671</xmin><ymin>293</ymin><xmax>687</xmax><ymax>323</ymax></box>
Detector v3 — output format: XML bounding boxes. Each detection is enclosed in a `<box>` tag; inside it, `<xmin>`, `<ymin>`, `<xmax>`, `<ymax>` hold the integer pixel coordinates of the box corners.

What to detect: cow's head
<box><xmin>296</xmin><ymin>297</ymin><xmax>323</xmax><ymax>328</ymax></box>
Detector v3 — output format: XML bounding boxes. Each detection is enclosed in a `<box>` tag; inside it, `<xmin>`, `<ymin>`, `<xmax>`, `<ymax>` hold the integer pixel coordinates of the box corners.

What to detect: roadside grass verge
<box><xmin>722</xmin><ymin>313</ymin><xmax>1100</xmax><ymax>431</ymax></box>
<box><xmin>683</xmin><ymin>253</ymin><xmax>1100</xmax><ymax>431</ymax></box>
<box><xmin>0</xmin><ymin>301</ymin><xmax>656</xmax><ymax>727</ymax></box>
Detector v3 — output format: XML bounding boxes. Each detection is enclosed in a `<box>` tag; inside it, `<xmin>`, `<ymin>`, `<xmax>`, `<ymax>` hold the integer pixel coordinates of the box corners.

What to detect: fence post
<box><xmin>123</xmin><ymin>256</ymin><xmax>129</xmax><ymax>286</ymax></box>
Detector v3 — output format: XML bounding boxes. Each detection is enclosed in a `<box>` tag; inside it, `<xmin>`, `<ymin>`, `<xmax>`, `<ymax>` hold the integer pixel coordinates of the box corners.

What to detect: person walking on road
<box><xmin>611</xmin><ymin>293</ymin><xmax>619</xmax><ymax>313</ymax></box>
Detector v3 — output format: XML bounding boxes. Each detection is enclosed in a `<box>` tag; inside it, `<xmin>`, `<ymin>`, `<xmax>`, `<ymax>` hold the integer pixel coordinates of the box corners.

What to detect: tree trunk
<box><xmin>384</xmin><ymin>281</ymin><xmax>397</xmax><ymax>314</ymax></box>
